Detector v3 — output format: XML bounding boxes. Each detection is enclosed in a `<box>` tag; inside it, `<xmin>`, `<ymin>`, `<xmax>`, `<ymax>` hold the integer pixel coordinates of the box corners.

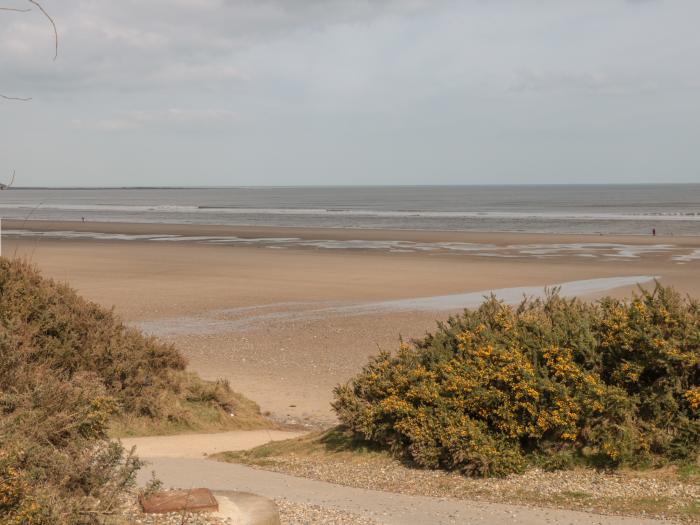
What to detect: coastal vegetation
<box><xmin>0</xmin><ymin>258</ymin><xmax>269</xmax><ymax>524</ymax></box>
<box><xmin>219</xmin><ymin>284</ymin><xmax>700</xmax><ymax>521</ymax></box>
<box><xmin>333</xmin><ymin>284</ymin><xmax>700</xmax><ymax>477</ymax></box>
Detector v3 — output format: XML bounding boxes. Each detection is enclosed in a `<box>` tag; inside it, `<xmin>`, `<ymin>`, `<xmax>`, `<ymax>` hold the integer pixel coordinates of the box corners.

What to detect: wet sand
<box><xmin>5</xmin><ymin>220</ymin><xmax>699</xmax><ymax>426</ymax></box>
<box><xmin>5</xmin><ymin>218</ymin><xmax>700</xmax><ymax>247</ymax></box>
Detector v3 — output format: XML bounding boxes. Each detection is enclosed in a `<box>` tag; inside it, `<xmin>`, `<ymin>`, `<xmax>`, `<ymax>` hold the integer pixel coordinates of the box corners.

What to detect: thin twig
<box><xmin>27</xmin><ymin>0</ymin><xmax>57</xmax><ymax>60</ymax></box>
<box><xmin>0</xmin><ymin>94</ymin><xmax>32</xmax><ymax>101</ymax></box>
<box><xmin>103</xmin><ymin>446</ymin><xmax>138</xmax><ymax>513</ymax></box>
<box><xmin>180</xmin><ymin>487</ymin><xmax>194</xmax><ymax>525</ymax></box>
<box><xmin>1</xmin><ymin>1</ymin><xmax>57</xmax><ymax>100</ymax></box>
<box><xmin>13</xmin><ymin>198</ymin><xmax>48</xmax><ymax>260</ymax></box>
<box><xmin>0</xmin><ymin>170</ymin><xmax>16</xmax><ymax>190</ymax></box>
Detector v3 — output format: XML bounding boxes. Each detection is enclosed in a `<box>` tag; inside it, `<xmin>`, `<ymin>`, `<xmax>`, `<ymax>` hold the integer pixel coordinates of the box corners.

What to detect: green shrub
<box><xmin>333</xmin><ymin>284</ymin><xmax>700</xmax><ymax>477</ymax></box>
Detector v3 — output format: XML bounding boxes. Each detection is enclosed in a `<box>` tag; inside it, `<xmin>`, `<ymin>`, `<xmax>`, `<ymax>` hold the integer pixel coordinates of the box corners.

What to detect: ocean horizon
<box><xmin>1</xmin><ymin>184</ymin><xmax>699</xmax><ymax>235</ymax></box>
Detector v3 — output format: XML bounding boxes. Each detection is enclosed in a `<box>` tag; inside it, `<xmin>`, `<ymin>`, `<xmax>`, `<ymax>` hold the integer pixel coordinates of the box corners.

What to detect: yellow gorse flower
<box><xmin>333</xmin><ymin>285</ymin><xmax>700</xmax><ymax>478</ymax></box>
<box><xmin>685</xmin><ymin>388</ymin><xmax>700</xmax><ymax>411</ymax></box>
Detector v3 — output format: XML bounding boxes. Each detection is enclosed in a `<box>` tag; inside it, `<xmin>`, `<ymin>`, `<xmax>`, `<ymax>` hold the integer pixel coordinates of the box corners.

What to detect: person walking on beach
<box><xmin>652</xmin><ymin>228</ymin><xmax>656</xmax><ymax>236</ymax></box>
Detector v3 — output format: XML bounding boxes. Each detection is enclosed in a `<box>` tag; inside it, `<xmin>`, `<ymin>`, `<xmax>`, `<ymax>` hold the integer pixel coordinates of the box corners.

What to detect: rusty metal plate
<box><xmin>140</xmin><ymin>488</ymin><xmax>219</xmax><ymax>514</ymax></box>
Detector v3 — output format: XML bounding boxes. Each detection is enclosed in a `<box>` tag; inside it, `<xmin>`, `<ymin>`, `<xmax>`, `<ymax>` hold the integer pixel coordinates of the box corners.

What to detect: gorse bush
<box><xmin>0</xmin><ymin>258</ymin><xmax>264</xmax><ymax>433</ymax></box>
<box><xmin>0</xmin><ymin>259</ymin><xmax>267</xmax><ymax>523</ymax></box>
<box><xmin>333</xmin><ymin>284</ymin><xmax>700</xmax><ymax>477</ymax></box>
<box><xmin>0</xmin><ymin>370</ymin><xmax>141</xmax><ymax>524</ymax></box>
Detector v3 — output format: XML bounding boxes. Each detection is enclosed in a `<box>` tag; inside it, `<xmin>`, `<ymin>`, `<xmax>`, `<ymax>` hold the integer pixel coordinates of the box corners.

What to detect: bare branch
<box><xmin>0</xmin><ymin>93</ymin><xmax>33</xmax><ymax>101</ymax></box>
<box><xmin>1</xmin><ymin>170</ymin><xmax>16</xmax><ymax>190</ymax></box>
<box><xmin>27</xmin><ymin>0</ymin><xmax>58</xmax><ymax>60</ymax></box>
<box><xmin>1</xmin><ymin>1</ymin><xmax>57</xmax><ymax>100</ymax></box>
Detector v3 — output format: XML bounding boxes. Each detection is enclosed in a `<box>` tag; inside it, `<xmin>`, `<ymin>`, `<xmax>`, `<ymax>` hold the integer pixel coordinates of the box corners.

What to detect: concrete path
<box><xmin>138</xmin><ymin>456</ymin><xmax>676</xmax><ymax>525</ymax></box>
<box><xmin>120</xmin><ymin>430</ymin><xmax>304</xmax><ymax>459</ymax></box>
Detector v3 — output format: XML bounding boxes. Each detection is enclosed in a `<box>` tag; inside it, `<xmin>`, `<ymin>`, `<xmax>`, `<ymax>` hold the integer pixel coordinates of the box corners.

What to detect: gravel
<box><xmin>124</xmin><ymin>513</ymin><xmax>230</xmax><ymax>525</ymax></box>
<box><xmin>275</xmin><ymin>498</ymin><xmax>381</xmax><ymax>525</ymax></box>
<box><xmin>235</xmin><ymin>455</ymin><xmax>700</xmax><ymax>522</ymax></box>
<box><xmin>119</xmin><ymin>491</ymin><xmax>231</xmax><ymax>525</ymax></box>
<box><xmin>119</xmin><ymin>491</ymin><xmax>380</xmax><ymax>525</ymax></box>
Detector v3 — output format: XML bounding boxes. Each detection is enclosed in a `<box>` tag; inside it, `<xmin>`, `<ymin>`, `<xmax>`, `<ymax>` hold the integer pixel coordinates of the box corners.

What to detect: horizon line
<box><xmin>8</xmin><ymin>182</ymin><xmax>700</xmax><ymax>190</ymax></box>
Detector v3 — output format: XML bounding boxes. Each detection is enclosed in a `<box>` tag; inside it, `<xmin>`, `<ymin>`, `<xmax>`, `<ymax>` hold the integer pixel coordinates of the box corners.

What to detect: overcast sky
<box><xmin>1</xmin><ymin>0</ymin><xmax>699</xmax><ymax>186</ymax></box>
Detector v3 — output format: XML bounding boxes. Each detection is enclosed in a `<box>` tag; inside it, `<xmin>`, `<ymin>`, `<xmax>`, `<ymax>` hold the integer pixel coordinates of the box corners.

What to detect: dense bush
<box><xmin>0</xmin><ymin>370</ymin><xmax>141</xmax><ymax>524</ymax></box>
<box><xmin>0</xmin><ymin>258</ymin><xmax>266</xmax><ymax>523</ymax></box>
<box><xmin>333</xmin><ymin>284</ymin><xmax>700</xmax><ymax>477</ymax></box>
<box><xmin>0</xmin><ymin>259</ymin><xmax>264</xmax><ymax>433</ymax></box>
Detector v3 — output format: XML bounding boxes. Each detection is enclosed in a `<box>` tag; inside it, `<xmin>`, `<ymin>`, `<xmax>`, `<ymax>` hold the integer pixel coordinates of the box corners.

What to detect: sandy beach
<box><xmin>5</xmin><ymin>220</ymin><xmax>700</xmax><ymax>426</ymax></box>
<box><xmin>8</xmin><ymin>5</ymin><xmax>700</xmax><ymax>522</ymax></box>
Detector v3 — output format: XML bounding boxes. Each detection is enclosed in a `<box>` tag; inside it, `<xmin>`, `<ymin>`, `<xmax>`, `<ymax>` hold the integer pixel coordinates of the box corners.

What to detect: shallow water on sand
<box><xmin>134</xmin><ymin>276</ymin><xmax>656</xmax><ymax>337</ymax></box>
<box><xmin>5</xmin><ymin>229</ymin><xmax>699</xmax><ymax>263</ymax></box>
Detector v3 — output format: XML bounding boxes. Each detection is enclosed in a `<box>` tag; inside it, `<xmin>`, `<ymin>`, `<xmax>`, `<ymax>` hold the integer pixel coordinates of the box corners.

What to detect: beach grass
<box><xmin>213</xmin><ymin>427</ymin><xmax>384</xmax><ymax>464</ymax></box>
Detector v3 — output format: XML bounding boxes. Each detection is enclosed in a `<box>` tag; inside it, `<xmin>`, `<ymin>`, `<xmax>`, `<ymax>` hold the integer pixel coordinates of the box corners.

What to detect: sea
<box><xmin>1</xmin><ymin>185</ymin><xmax>699</xmax><ymax>235</ymax></box>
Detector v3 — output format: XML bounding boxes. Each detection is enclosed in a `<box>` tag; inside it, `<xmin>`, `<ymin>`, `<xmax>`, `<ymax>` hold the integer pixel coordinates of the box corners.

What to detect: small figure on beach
<box><xmin>652</xmin><ymin>228</ymin><xmax>656</xmax><ymax>236</ymax></box>
<box><xmin>82</xmin><ymin>217</ymin><xmax>85</xmax><ymax>222</ymax></box>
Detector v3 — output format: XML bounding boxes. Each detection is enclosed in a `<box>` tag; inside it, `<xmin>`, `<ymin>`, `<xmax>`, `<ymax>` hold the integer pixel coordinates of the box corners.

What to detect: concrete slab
<box><xmin>214</xmin><ymin>492</ymin><xmax>281</xmax><ymax>525</ymax></box>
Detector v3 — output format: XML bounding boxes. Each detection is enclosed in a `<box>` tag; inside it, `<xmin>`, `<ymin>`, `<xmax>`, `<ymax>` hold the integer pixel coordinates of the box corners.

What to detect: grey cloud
<box><xmin>73</xmin><ymin>108</ymin><xmax>237</xmax><ymax>131</ymax></box>
<box><xmin>507</xmin><ymin>70</ymin><xmax>662</xmax><ymax>95</ymax></box>
<box><xmin>2</xmin><ymin>0</ymin><xmax>700</xmax><ymax>186</ymax></box>
<box><xmin>1</xmin><ymin>0</ymin><xmax>437</xmax><ymax>94</ymax></box>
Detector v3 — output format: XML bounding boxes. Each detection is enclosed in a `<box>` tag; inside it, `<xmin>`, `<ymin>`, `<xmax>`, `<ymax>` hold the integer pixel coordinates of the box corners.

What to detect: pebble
<box><xmin>275</xmin><ymin>498</ymin><xmax>381</xmax><ymax>525</ymax></box>
<box><xmin>236</xmin><ymin>455</ymin><xmax>700</xmax><ymax>522</ymax></box>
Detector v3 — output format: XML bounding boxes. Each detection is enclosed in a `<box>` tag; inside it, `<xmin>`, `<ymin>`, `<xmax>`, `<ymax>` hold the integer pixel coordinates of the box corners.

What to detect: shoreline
<box><xmin>5</xmin><ymin>219</ymin><xmax>700</xmax><ymax>265</ymax></box>
<box><xmin>4</xmin><ymin>218</ymin><xmax>700</xmax><ymax>245</ymax></box>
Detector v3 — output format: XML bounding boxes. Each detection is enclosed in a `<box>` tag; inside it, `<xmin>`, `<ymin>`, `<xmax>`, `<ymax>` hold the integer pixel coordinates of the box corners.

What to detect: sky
<box><xmin>1</xmin><ymin>0</ymin><xmax>699</xmax><ymax>187</ymax></box>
